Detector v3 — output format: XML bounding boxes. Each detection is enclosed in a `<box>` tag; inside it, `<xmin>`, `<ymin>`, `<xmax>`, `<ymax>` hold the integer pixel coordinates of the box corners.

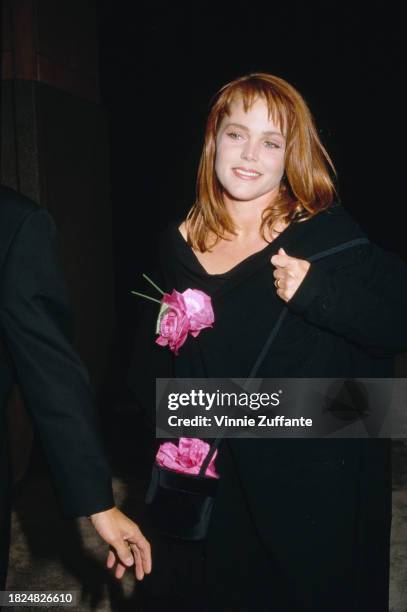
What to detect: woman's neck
<box><xmin>222</xmin><ymin>192</ymin><xmax>283</xmax><ymax>242</ymax></box>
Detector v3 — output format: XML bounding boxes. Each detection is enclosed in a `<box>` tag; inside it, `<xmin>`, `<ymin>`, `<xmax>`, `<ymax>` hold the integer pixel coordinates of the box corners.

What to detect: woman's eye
<box><xmin>264</xmin><ymin>141</ymin><xmax>281</xmax><ymax>149</ymax></box>
<box><xmin>227</xmin><ymin>132</ymin><xmax>243</xmax><ymax>140</ymax></box>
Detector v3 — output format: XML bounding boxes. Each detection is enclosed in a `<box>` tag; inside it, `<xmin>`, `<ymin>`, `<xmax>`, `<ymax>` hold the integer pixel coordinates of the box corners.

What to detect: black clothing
<box><xmin>130</xmin><ymin>204</ymin><xmax>407</xmax><ymax>611</ymax></box>
<box><xmin>0</xmin><ymin>186</ymin><xmax>114</xmax><ymax>589</ymax></box>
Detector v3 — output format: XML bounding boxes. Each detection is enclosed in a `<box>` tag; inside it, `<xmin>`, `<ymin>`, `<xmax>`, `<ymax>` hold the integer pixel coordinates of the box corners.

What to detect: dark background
<box><xmin>98</xmin><ymin>0</ymin><xmax>406</xmax><ymax>371</ymax></box>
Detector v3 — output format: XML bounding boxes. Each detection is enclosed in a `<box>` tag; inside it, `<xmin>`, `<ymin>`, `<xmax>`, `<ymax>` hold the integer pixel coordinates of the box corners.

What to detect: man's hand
<box><xmin>89</xmin><ymin>507</ymin><xmax>152</xmax><ymax>580</ymax></box>
<box><xmin>271</xmin><ymin>248</ymin><xmax>311</xmax><ymax>302</ymax></box>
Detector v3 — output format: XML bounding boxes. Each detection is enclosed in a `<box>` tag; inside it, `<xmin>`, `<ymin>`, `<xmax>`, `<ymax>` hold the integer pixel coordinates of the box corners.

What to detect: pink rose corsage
<box><xmin>132</xmin><ymin>274</ymin><xmax>214</xmax><ymax>355</ymax></box>
<box><xmin>156</xmin><ymin>437</ymin><xmax>219</xmax><ymax>479</ymax></box>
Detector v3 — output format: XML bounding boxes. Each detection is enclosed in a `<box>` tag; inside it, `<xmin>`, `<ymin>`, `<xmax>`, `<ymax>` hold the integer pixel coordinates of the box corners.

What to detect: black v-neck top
<box><xmin>130</xmin><ymin>202</ymin><xmax>405</xmax><ymax>417</ymax></box>
<box><xmin>160</xmin><ymin>222</ymin><xmax>288</xmax><ymax>378</ymax></box>
<box><xmin>171</xmin><ymin>221</ymin><xmax>290</xmax><ymax>280</ymax></box>
<box><xmin>158</xmin><ymin>215</ymin><xmax>330</xmax><ymax>379</ymax></box>
<box><xmin>166</xmin><ymin>218</ymin><xmax>299</xmax><ymax>295</ymax></box>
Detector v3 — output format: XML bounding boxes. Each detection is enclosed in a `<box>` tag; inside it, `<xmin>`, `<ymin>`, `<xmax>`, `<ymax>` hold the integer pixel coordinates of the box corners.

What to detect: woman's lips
<box><xmin>232</xmin><ymin>167</ymin><xmax>262</xmax><ymax>180</ymax></box>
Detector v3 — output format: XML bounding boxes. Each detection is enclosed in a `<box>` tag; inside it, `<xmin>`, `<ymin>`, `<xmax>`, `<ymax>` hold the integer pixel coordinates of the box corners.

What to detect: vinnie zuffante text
<box><xmin>167</xmin><ymin>414</ymin><xmax>313</xmax><ymax>428</ymax></box>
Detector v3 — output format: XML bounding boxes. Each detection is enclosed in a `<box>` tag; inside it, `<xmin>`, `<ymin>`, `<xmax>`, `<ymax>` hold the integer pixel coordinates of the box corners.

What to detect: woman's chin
<box><xmin>222</xmin><ymin>185</ymin><xmax>262</xmax><ymax>203</ymax></box>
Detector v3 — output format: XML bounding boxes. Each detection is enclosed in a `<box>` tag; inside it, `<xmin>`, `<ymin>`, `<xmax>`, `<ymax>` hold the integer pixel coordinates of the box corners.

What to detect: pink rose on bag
<box><xmin>132</xmin><ymin>275</ymin><xmax>214</xmax><ymax>355</ymax></box>
<box><xmin>156</xmin><ymin>437</ymin><xmax>219</xmax><ymax>478</ymax></box>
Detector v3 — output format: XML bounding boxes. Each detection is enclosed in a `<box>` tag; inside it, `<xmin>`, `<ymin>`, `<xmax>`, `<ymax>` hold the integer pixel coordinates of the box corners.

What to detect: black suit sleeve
<box><xmin>0</xmin><ymin>208</ymin><xmax>114</xmax><ymax>517</ymax></box>
<box><xmin>288</xmin><ymin>243</ymin><xmax>407</xmax><ymax>356</ymax></box>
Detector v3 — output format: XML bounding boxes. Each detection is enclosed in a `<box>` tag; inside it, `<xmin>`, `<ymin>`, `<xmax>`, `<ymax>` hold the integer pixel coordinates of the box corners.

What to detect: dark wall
<box><xmin>37</xmin><ymin>83</ymin><xmax>114</xmax><ymax>388</ymax></box>
<box><xmin>1</xmin><ymin>0</ymin><xmax>115</xmax><ymax>391</ymax></box>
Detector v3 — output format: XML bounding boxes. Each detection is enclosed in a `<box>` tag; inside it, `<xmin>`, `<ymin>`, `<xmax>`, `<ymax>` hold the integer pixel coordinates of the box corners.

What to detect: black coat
<box><xmin>0</xmin><ymin>186</ymin><xmax>114</xmax><ymax>589</ymax></box>
<box><xmin>129</xmin><ymin>203</ymin><xmax>407</xmax><ymax>612</ymax></box>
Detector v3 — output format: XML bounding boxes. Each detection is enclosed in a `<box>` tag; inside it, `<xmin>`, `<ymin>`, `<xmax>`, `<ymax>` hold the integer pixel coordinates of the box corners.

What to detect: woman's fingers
<box><xmin>271</xmin><ymin>249</ymin><xmax>310</xmax><ymax>302</ymax></box>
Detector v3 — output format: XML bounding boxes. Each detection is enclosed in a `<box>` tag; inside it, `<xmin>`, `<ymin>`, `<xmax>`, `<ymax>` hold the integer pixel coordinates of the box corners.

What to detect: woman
<box><xmin>129</xmin><ymin>73</ymin><xmax>407</xmax><ymax>611</ymax></box>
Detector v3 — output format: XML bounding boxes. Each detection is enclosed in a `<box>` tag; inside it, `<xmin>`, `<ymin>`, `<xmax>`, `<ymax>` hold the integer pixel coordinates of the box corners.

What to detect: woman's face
<box><xmin>215</xmin><ymin>96</ymin><xmax>286</xmax><ymax>206</ymax></box>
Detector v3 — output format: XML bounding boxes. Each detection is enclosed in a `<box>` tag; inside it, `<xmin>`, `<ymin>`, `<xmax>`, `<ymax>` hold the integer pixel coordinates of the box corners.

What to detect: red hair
<box><xmin>186</xmin><ymin>73</ymin><xmax>337</xmax><ymax>251</ymax></box>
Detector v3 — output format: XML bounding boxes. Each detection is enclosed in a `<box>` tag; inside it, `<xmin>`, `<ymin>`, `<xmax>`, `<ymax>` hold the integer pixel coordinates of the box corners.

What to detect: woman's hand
<box><xmin>271</xmin><ymin>248</ymin><xmax>310</xmax><ymax>302</ymax></box>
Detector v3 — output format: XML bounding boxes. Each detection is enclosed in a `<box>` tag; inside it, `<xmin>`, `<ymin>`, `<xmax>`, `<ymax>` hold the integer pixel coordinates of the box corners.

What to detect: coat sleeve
<box><xmin>0</xmin><ymin>208</ymin><xmax>114</xmax><ymax>517</ymax></box>
<box><xmin>287</xmin><ymin>242</ymin><xmax>407</xmax><ymax>357</ymax></box>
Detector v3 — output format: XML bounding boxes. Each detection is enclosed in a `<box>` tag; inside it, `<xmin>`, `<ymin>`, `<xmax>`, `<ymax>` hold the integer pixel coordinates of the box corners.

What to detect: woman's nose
<box><xmin>240</xmin><ymin>140</ymin><xmax>258</xmax><ymax>161</ymax></box>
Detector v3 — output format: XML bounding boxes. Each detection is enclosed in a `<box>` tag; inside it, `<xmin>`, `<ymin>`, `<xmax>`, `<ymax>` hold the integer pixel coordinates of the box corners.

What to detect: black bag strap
<box><xmin>198</xmin><ymin>237</ymin><xmax>370</xmax><ymax>476</ymax></box>
<box><xmin>199</xmin><ymin>434</ymin><xmax>223</xmax><ymax>476</ymax></box>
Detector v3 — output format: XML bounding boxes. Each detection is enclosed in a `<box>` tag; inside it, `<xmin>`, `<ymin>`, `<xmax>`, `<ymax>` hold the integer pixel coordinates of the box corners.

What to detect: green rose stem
<box><xmin>142</xmin><ymin>273</ymin><xmax>164</xmax><ymax>295</ymax></box>
<box><xmin>131</xmin><ymin>274</ymin><xmax>165</xmax><ymax>303</ymax></box>
<box><xmin>130</xmin><ymin>291</ymin><xmax>161</xmax><ymax>304</ymax></box>
<box><xmin>132</xmin><ymin>274</ymin><xmax>168</xmax><ymax>333</ymax></box>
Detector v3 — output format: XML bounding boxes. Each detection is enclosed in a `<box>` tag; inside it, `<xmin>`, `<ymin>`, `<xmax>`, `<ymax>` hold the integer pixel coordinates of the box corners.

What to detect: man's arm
<box><xmin>0</xmin><ymin>207</ymin><xmax>151</xmax><ymax>578</ymax></box>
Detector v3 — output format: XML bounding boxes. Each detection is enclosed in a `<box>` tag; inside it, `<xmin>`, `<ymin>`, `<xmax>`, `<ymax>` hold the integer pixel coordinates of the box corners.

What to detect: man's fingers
<box><xmin>115</xmin><ymin>561</ymin><xmax>127</xmax><ymax>580</ymax></box>
<box><xmin>106</xmin><ymin>549</ymin><xmax>116</xmax><ymax>569</ymax></box>
<box><xmin>110</xmin><ymin>537</ymin><xmax>134</xmax><ymax>569</ymax></box>
<box><xmin>107</xmin><ymin>547</ymin><xmax>136</xmax><ymax>581</ymax></box>
<box><xmin>107</xmin><ymin>534</ymin><xmax>151</xmax><ymax>581</ymax></box>
<box><xmin>106</xmin><ymin>548</ymin><xmax>128</xmax><ymax>580</ymax></box>
<box><xmin>128</xmin><ymin>543</ymin><xmax>145</xmax><ymax>580</ymax></box>
<box><xmin>128</xmin><ymin>535</ymin><xmax>152</xmax><ymax>575</ymax></box>
<box><xmin>137</xmin><ymin>538</ymin><xmax>152</xmax><ymax>573</ymax></box>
